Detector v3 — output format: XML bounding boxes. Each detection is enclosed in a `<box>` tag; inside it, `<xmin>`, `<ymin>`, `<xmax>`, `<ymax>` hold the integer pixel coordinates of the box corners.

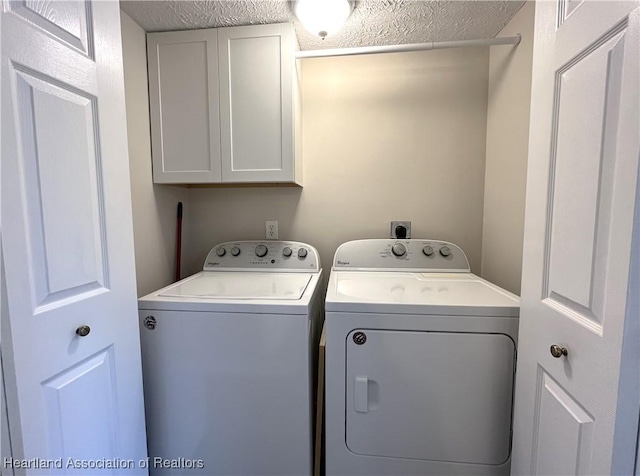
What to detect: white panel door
<box><xmin>512</xmin><ymin>1</ymin><xmax>640</xmax><ymax>474</ymax></box>
<box><xmin>218</xmin><ymin>23</ymin><xmax>296</xmax><ymax>183</ymax></box>
<box><xmin>147</xmin><ymin>29</ymin><xmax>221</xmax><ymax>184</ymax></box>
<box><xmin>1</xmin><ymin>1</ymin><xmax>148</xmax><ymax>473</ymax></box>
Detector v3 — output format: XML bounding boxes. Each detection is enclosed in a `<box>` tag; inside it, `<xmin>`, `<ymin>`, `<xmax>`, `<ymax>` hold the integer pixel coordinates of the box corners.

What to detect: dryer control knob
<box><xmin>439</xmin><ymin>246</ymin><xmax>451</xmax><ymax>257</ymax></box>
<box><xmin>255</xmin><ymin>244</ymin><xmax>268</xmax><ymax>258</ymax></box>
<box><xmin>216</xmin><ymin>247</ymin><xmax>226</xmax><ymax>257</ymax></box>
<box><xmin>283</xmin><ymin>247</ymin><xmax>293</xmax><ymax>257</ymax></box>
<box><xmin>298</xmin><ymin>248</ymin><xmax>308</xmax><ymax>259</ymax></box>
<box><xmin>230</xmin><ymin>246</ymin><xmax>241</xmax><ymax>257</ymax></box>
<box><xmin>422</xmin><ymin>245</ymin><xmax>434</xmax><ymax>256</ymax></box>
<box><xmin>392</xmin><ymin>243</ymin><xmax>407</xmax><ymax>257</ymax></box>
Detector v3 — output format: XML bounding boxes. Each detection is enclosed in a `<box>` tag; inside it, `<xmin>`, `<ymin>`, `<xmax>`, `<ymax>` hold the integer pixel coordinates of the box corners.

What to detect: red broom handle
<box><xmin>175</xmin><ymin>202</ymin><xmax>183</xmax><ymax>282</ymax></box>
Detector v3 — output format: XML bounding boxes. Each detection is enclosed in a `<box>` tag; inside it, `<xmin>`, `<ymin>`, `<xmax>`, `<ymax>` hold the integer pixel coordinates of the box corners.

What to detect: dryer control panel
<box><xmin>204</xmin><ymin>241</ymin><xmax>320</xmax><ymax>272</ymax></box>
<box><xmin>333</xmin><ymin>239</ymin><xmax>470</xmax><ymax>272</ymax></box>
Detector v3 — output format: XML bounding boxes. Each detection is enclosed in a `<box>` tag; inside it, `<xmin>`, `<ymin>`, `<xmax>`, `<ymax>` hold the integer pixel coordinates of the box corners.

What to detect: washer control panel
<box><xmin>333</xmin><ymin>239</ymin><xmax>470</xmax><ymax>272</ymax></box>
<box><xmin>204</xmin><ymin>241</ymin><xmax>320</xmax><ymax>272</ymax></box>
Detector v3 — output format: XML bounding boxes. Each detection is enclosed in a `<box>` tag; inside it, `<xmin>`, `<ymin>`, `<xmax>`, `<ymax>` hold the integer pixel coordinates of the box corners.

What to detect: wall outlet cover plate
<box><xmin>266</xmin><ymin>220</ymin><xmax>278</xmax><ymax>240</ymax></box>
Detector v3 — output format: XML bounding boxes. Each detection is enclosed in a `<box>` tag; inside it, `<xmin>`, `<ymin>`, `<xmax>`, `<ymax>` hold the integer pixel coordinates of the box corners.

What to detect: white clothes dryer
<box><xmin>138</xmin><ymin>241</ymin><xmax>323</xmax><ymax>476</ymax></box>
<box><xmin>324</xmin><ymin>239</ymin><xmax>519</xmax><ymax>476</ymax></box>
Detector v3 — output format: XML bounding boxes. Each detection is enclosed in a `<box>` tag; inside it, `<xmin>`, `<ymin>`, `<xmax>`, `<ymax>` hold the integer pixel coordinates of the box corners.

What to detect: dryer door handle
<box><xmin>354</xmin><ymin>376</ymin><xmax>369</xmax><ymax>413</ymax></box>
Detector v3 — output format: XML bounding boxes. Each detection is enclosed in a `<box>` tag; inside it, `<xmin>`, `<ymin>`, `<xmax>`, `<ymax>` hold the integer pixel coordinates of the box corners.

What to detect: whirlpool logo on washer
<box><xmin>336</xmin><ymin>260</ymin><xmax>350</xmax><ymax>266</ymax></box>
<box><xmin>353</xmin><ymin>332</ymin><xmax>367</xmax><ymax>345</ymax></box>
<box><xmin>144</xmin><ymin>316</ymin><xmax>157</xmax><ymax>330</ymax></box>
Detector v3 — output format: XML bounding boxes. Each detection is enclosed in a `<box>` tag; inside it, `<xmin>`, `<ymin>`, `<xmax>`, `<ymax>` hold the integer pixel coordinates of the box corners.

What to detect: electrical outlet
<box><xmin>266</xmin><ymin>221</ymin><xmax>278</xmax><ymax>240</ymax></box>
<box><xmin>390</xmin><ymin>221</ymin><xmax>411</xmax><ymax>239</ymax></box>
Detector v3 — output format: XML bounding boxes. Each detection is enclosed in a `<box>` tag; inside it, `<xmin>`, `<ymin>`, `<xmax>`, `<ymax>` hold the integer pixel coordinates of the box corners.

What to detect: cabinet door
<box><xmin>218</xmin><ymin>23</ymin><xmax>298</xmax><ymax>184</ymax></box>
<box><xmin>148</xmin><ymin>30</ymin><xmax>221</xmax><ymax>183</ymax></box>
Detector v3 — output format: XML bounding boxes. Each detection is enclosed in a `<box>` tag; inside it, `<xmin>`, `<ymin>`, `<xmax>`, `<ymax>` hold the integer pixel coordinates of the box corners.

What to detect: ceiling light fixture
<box><xmin>294</xmin><ymin>0</ymin><xmax>353</xmax><ymax>40</ymax></box>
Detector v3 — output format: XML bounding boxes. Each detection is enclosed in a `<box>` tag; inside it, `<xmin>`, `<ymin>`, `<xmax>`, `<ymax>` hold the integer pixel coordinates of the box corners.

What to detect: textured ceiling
<box><xmin>120</xmin><ymin>0</ymin><xmax>525</xmax><ymax>50</ymax></box>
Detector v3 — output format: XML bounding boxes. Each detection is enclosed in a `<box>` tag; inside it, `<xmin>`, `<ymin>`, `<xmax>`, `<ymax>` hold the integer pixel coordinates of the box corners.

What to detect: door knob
<box><xmin>76</xmin><ymin>325</ymin><xmax>91</xmax><ymax>337</ymax></box>
<box><xmin>550</xmin><ymin>344</ymin><xmax>568</xmax><ymax>358</ymax></box>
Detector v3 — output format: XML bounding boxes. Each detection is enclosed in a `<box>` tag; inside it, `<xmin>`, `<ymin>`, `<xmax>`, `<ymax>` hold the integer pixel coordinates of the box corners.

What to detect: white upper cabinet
<box><xmin>147</xmin><ymin>29</ymin><xmax>221</xmax><ymax>184</ymax></box>
<box><xmin>147</xmin><ymin>23</ymin><xmax>301</xmax><ymax>185</ymax></box>
<box><xmin>218</xmin><ymin>24</ymin><xmax>299</xmax><ymax>184</ymax></box>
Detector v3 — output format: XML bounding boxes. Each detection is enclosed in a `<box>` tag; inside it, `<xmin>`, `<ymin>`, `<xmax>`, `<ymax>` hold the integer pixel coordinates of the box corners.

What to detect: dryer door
<box><xmin>346</xmin><ymin>329</ymin><xmax>515</xmax><ymax>465</ymax></box>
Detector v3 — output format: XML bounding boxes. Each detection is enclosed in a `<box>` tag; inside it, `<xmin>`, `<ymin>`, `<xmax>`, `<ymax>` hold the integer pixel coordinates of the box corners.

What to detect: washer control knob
<box><xmin>230</xmin><ymin>246</ymin><xmax>241</xmax><ymax>257</ymax></box>
<box><xmin>255</xmin><ymin>244</ymin><xmax>268</xmax><ymax>258</ymax></box>
<box><xmin>392</xmin><ymin>243</ymin><xmax>407</xmax><ymax>257</ymax></box>
<box><xmin>298</xmin><ymin>248</ymin><xmax>308</xmax><ymax>259</ymax></box>
<box><xmin>283</xmin><ymin>247</ymin><xmax>293</xmax><ymax>257</ymax></box>
<box><xmin>439</xmin><ymin>246</ymin><xmax>451</xmax><ymax>257</ymax></box>
<box><xmin>422</xmin><ymin>245</ymin><xmax>434</xmax><ymax>257</ymax></box>
<box><xmin>216</xmin><ymin>247</ymin><xmax>226</xmax><ymax>257</ymax></box>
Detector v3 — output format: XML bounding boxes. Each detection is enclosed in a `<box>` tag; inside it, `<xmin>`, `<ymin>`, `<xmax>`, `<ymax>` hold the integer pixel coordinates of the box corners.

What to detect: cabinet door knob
<box><xmin>76</xmin><ymin>325</ymin><xmax>91</xmax><ymax>337</ymax></box>
<box><xmin>550</xmin><ymin>344</ymin><xmax>568</xmax><ymax>358</ymax></box>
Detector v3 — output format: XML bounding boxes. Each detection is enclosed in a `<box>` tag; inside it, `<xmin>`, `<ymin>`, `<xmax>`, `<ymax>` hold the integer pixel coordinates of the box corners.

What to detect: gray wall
<box><xmin>121</xmin><ymin>12</ymin><xmax>190</xmax><ymax>297</ymax></box>
<box><xmin>480</xmin><ymin>1</ymin><xmax>534</xmax><ymax>295</ymax></box>
<box><xmin>184</xmin><ymin>48</ymin><xmax>490</xmax><ymax>276</ymax></box>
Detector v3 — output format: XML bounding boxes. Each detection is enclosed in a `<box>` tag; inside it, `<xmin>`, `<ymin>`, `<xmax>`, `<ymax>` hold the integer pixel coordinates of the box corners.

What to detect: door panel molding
<box><xmin>542</xmin><ymin>22</ymin><xmax>627</xmax><ymax>329</ymax></box>
<box><xmin>531</xmin><ymin>367</ymin><xmax>594</xmax><ymax>475</ymax></box>
<box><xmin>7</xmin><ymin>0</ymin><xmax>94</xmax><ymax>59</ymax></box>
<box><xmin>11</xmin><ymin>62</ymin><xmax>109</xmax><ymax>313</ymax></box>
<box><xmin>42</xmin><ymin>346</ymin><xmax>117</xmax><ymax>462</ymax></box>
<box><xmin>557</xmin><ymin>0</ymin><xmax>586</xmax><ymax>27</ymax></box>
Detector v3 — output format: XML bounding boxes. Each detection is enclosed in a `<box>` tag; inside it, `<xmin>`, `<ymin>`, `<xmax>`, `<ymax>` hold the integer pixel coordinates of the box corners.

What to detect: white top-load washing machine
<box><xmin>138</xmin><ymin>241</ymin><xmax>323</xmax><ymax>476</ymax></box>
<box><xmin>324</xmin><ymin>239</ymin><xmax>519</xmax><ymax>476</ymax></box>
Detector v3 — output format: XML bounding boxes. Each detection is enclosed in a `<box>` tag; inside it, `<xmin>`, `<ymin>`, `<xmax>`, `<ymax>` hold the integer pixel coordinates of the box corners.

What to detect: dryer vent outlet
<box><xmin>391</xmin><ymin>221</ymin><xmax>411</xmax><ymax>239</ymax></box>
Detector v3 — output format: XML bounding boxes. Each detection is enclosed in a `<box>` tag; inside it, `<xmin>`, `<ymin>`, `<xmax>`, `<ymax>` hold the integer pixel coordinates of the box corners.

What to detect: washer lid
<box><xmin>159</xmin><ymin>272</ymin><xmax>313</xmax><ymax>300</ymax></box>
<box><xmin>326</xmin><ymin>272</ymin><xmax>519</xmax><ymax>316</ymax></box>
